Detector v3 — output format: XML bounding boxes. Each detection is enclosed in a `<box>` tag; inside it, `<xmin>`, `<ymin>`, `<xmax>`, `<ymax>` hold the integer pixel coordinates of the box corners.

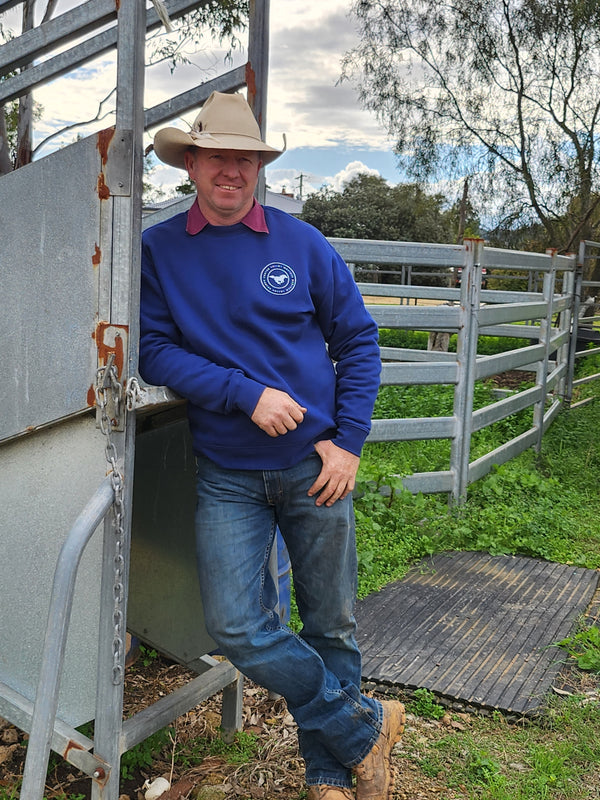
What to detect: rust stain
<box><xmin>96</xmin><ymin>127</ymin><xmax>115</xmax><ymax>166</ymax></box>
<box><xmin>97</xmin><ymin>173</ymin><xmax>110</xmax><ymax>201</ymax></box>
<box><xmin>62</xmin><ymin>739</ymin><xmax>85</xmax><ymax>759</ymax></box>
<box><xmin>245</xmin><ymin>62</ymin><xmax>257</xmax><ymax>101</ymax></box>
<box><xmin>87</xmin><ymin>384</ymin><xmax>96</xmax><ymax>407</ymax></box>
<box><xmin>95</xmin><ymin>321</ymin><xmax>128</xmax><ymax>379</ymax></box>
<box><xmin>92</xmin><ymin>243</ymin><xmax>102</xmax><ymax>268</ymax></box>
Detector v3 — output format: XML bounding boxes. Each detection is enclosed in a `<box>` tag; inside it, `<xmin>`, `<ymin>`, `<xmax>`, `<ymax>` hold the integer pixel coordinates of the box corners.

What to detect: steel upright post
<box><xmin>92</xmin><ymin>1</ymin><xmax>146</xmax><ymax>797</ymax></box>
<box><xmin>565</xmin><ymin>242</ymin><xmax>585</xmax><ymax>405</ymax></box>
<box><xmin>533</xmin><ymin>252</ymin><xmax>557</xmax><ymax>453</ymax></box>
<box><xmin>450</xmin><ymin>238</ymin><xmax>483</xmax><ymax>503</ymax></box>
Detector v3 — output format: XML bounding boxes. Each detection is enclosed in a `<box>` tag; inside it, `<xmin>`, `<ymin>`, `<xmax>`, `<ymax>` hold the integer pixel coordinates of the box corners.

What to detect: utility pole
<box><xmin>296</xmin><ymin>173</ymin><xmax>305</xmax><ymax>200</ymax></box>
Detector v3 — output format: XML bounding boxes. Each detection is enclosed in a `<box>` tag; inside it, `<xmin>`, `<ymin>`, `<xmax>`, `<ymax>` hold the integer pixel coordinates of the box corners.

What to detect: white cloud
<box><xmin>4</xmin><ymin>1</ymin><xmax>398</xmax><ymax>184</ymax></box>
<box><xmin>327</xmin><ymin>160</ymin><xmax>381</xmax><ymax>192</ymax></box>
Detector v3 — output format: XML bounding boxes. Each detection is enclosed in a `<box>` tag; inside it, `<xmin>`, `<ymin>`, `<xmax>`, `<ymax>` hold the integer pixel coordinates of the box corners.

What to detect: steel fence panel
<box><xmin>472</xmin><ymin>386</ymin><xmax>542</xmax><ymax>432</ymax></box>
<box><xmin>475</xmin><ymin>344</ymin><xmax>546</xmax><ymax>380</ymax></box>
<box><xmin>368</xmin><ymin>417</ymin><xmax>456</xmax><ymax>442</ymax></box>
<box><xmin>478</xmin><ymin>301</ymin><xmax>548</xmax><ymax>327</ymax></box>
<box><xmin>380</xmin><ymin>361</ymin><xmax>459</xmax><ymax>385</ymax></box>
<box><xmin>468</xmin><ymin>428</ymin><xmax>539</xmax><ymax>484</ymax></box>
<box><xmin>366</xmin><ymin>304</ymin><xmax>461</xmax><ymax>330</ymax></box>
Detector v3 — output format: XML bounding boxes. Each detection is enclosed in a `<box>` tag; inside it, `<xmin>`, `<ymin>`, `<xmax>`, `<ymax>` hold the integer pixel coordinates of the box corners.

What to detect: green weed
<box><xmin>120</xmin><ymin>727</ymin><xmax>172</xmax><ymax>780</ymax></box>
<box><xmin>408</xmin><ymin>688</ymin><xmax>446</xmax><ymax>720</ymax></box>
<box><xmin>557</xmin><ymin>625</ymin><xmax>600</xmax><ymax>672</ymax></box>
<box><xmin>176</xmin><ymin>730</ymin><xmax>258</xmax><ymax>768</ymax></box>
<box><xmin>138</xmin><ymin>644</ymin><xmax>159</xmax><ymax>667</ymax></box>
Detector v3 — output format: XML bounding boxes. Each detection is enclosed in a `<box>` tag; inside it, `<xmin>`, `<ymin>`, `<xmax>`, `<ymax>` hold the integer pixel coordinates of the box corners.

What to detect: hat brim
<box><xmin>153</xmin><ymin>127</ymin><xmax>283</xmax><ymax>170</ymax></box>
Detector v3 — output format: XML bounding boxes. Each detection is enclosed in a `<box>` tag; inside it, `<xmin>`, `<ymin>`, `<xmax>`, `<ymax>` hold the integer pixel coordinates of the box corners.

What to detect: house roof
<box><xmin>144</xmin><ymin>189</ymin><xmax>304</xmax><ymax>216</ymax></box>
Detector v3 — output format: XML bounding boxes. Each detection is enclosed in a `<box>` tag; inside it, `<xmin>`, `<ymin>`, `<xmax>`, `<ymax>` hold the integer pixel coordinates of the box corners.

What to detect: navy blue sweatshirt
<box><xmin>139</xmin><ymin>204</ymin><xmax>381</xmax><ymax>470</ymax></box>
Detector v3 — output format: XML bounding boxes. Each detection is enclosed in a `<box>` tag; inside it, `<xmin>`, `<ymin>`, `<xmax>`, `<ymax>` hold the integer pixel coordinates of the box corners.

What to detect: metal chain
<box><xmin>125</xmin><ymin>376</ymin><xmax>143</xmax><ymax>411</ymax></box>
<box><xmin>95</xmin><ymin>356</ymin><xmax>126</xmax><ymax>685</ymax></box>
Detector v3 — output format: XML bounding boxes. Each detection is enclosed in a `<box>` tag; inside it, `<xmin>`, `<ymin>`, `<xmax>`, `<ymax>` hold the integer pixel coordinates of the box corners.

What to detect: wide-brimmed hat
<box><xmin>153</xmin><ymin>91</ymin><xmax>284</xmax><ymax>169</ymax></box>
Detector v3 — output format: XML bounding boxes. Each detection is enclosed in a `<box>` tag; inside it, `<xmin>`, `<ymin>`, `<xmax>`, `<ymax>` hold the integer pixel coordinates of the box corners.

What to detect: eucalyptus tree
<box><xmin>342</xmin><ymin>0</ymin><xmax>600</xmax><ymax>274</ymax></box>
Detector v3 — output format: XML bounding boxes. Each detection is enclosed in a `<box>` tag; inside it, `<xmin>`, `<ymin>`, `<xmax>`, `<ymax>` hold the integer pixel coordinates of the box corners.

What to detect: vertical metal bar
<box><xmin>248</xmin><ymin>0</ymin><xmax>270</xmax><ymax>204</ymax></box>
<box><xmin>533</xmin><ymin>253</ymin><xmax>556</xmax><ymax>452</ymax></box>
<box><xmin>221</xmin><ymin>676</ymin><xmax>244</xmax><ymax>744</ymax></box>
<box><xmin>92</xmin><ymin>1</ymin><xmax>146</xmax><ymax>798</ymax></box>
<box><xmin>565</xmin><ymin>242</ymin><xmax>585</xmax><ymax>405</ymax></box>
<box><xmin>557</xmin><ymin>266</ymin><xmax>574</xmax><ymax>400</ymax></box>
<box><xmin>19</xmin><ymin>479</ymin><xmax>114</xmax><ymax>800</ymax></box>
<box><xmin>450</xmin><ymin>238</ymin><xmax>483</xmax><ymax>503</ymax></box>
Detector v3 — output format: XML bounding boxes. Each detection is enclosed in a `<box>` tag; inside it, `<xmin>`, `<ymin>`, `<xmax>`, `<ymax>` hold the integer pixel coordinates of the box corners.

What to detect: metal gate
<box><xmin>0</xmin><ymin>1</ymin><xmax>271</xmax><ymax>797</ymax></box>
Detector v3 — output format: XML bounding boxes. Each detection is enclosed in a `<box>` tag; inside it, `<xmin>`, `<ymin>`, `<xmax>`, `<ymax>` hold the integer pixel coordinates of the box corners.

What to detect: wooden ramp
<box><xmin>355</xmin><ymin>551</ymin><xmax>599</xmax><ymax>716</ymax></box>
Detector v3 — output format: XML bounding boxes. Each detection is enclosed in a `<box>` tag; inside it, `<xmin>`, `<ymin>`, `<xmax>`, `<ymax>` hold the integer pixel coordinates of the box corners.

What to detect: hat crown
<box><xmin>152</xmin><ymin>90</ymin><xmax>283</xmax><ymax>169</ymax></box>
<box><xmin>191</xmin><ymin>92</ymin><xmax>262</xmax><ymax>141</ymax></box>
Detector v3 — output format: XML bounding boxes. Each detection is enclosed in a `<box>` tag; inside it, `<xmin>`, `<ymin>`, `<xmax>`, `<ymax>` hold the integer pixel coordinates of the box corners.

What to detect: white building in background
<box><xmin>144</xmin><ymin>188</ymin><xmax>305</xmax><ymax>217</ymax></box>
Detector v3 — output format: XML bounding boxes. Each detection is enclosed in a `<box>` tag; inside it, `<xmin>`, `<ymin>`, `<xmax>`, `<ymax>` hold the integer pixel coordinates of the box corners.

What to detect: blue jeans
<box><xmin>194</xmin><ymin>452</ymin><xmax>382</xmax><ymax>788</ymax></box>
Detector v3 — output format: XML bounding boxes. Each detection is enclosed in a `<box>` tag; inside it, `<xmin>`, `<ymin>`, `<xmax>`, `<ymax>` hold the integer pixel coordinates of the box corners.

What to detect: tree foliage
<box><xmin>342</xmin><ymin>0</ymin><xmax>600</xmax><ymax>267</ymax></box>
<box><xmin>300</xmin><ymin>173</ymin><xmax>478</xmax><ymax>244</ymax></box>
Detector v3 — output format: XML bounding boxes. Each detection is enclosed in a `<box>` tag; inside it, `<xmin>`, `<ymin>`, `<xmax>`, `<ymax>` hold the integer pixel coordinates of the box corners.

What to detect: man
<box><xmin>139</xmin><ymin>91</ymin><xmax>405</xmax><ymax>800</ymax></box>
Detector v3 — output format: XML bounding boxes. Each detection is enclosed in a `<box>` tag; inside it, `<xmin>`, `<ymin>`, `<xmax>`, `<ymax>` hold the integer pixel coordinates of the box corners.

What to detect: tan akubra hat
<box><xmin>153</xmin><ymin>91</ymin><xmax>284</xmax><ymax>169</ymax></box>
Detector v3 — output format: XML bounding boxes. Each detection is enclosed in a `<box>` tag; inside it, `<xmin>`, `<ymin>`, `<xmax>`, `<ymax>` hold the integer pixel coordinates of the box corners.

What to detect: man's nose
<box><xmin>221</xmin><ymin>157</ymin><xmax>240</xmax><ymax>176</ymax></box>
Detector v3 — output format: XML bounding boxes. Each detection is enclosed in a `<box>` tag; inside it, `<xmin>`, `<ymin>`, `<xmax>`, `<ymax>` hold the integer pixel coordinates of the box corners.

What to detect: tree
<box><xmin>301</xmin><ymin>173</ymin><xmax>477</xmax><ymax>243</ymax></box>
<box><xmin>342</xmin><ymin>0</ymin><xmax>600</xmax><ymax>278</ymax></box>
<box><xmin>0</xmin><ymin>0</ymin><xmax>248</xmax><ymax>174</ymax></box>
<box><xmin>301</xmin><ymin>173</ymin><xmax>479</xmax><ymax>283</ymax></box>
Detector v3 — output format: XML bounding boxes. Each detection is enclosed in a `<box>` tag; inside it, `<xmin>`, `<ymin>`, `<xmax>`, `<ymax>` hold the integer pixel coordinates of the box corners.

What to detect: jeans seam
<box><xmin>344</xmin><ymin>698</ymin><xmax>383</xmax><ymax>768</ymax></box>
<box><xmin>259</xmin><ymin>519</ymin><xmax>277</xmax><ymax>620</ymax></box>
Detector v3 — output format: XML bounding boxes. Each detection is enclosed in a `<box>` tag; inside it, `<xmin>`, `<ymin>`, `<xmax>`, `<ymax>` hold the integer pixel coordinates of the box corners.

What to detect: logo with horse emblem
<box><xmin>260</xmin><ymin>263</ymin><xmax>297</xmax><ymax>295</ymax></box>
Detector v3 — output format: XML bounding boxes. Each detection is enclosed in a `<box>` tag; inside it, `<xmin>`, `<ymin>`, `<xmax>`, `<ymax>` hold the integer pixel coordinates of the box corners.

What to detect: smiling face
<box><xmin>184</xmin><ymin>147</ymin><xmax>262</xmax><ymax>226</ymax></box>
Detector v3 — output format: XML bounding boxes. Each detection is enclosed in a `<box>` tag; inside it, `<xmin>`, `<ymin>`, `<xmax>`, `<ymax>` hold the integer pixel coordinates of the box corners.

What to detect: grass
<box><xmin>399</xmin><ymin>694</ymin><xmax>600</xmax><ymax>799</ymax></box>
<box><xmin>352</xmin><ymin>347</ymin><xmax>600</xmax><ymax>600</ymax></box>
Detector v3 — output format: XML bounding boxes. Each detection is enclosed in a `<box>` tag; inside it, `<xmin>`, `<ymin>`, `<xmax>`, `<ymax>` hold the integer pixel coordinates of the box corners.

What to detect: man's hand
<box><xmin>251</xmin><ymin>387</ymin><xmax>307</xmax><ymax>437</ymax></box>
<box><xmin>308</xmin><ymin>439</ymin><xmax>360</xmax><ymax>507</ymax></box>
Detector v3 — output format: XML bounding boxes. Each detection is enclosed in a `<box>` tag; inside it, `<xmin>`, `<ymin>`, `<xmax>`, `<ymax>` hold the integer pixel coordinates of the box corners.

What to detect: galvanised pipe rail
<box><xmin>336</xmin><ymin>237</ymin><xmax>587</xmax><ymax>502</ymax></box>
<box><xmin>20</xmin><ymin>477</ymin><xmax>115</xmax><ymax>800</ymax></box>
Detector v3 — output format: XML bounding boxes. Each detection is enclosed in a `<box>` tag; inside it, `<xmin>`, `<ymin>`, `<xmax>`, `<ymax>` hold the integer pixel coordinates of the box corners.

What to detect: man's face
<box><xmin>184</xmin><ymin>147</ymin><xmax>262</xmax><ymax>226</ymax></box>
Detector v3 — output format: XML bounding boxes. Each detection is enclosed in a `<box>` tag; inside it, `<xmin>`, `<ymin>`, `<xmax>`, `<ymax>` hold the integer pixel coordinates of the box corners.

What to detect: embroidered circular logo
<box><xmin>260</xmin><ymin>263</ymin><xmax>297</xmax><ymax>295</ymax></box>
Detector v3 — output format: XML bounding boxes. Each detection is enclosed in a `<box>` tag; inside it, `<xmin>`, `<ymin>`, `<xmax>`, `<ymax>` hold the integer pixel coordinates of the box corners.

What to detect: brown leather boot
<box><xmin>307</xmin><ymin>786</ymin><xmax>354</xmax><ymax>800</ymax></box>
<box><xmin>353</xmin><ymin>700</ymin><xmax>406</xmax><ymax>800</ymax></box>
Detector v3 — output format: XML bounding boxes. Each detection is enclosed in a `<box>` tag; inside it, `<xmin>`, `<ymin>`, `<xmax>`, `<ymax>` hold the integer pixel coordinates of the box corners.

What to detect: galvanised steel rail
<box><xmin>330</xmin><ymin>237</ymin><xmax>593</xmax><ymax>502</ymax></box>
<box><xmin>20</xmin><ymin>478</ymin><xmax>116</xmax><ymax>800</ymax></box>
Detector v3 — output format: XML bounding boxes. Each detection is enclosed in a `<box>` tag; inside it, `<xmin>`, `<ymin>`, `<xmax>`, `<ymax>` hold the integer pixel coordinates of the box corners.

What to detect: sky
<box><xmin>2</xmin><ymin>0</ymin><xmax>403</xmax><ymax>199</ymax></box>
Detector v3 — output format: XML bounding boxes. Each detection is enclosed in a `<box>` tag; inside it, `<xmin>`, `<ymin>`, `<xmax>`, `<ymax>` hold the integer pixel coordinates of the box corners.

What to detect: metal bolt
<box><xmin>93</xmin><ymin>768</ymin><xmax>106</xmax><ymax>780</ymax></box>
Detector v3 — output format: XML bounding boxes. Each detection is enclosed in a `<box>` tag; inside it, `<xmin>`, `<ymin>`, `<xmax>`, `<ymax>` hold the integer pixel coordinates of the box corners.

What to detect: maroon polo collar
<box><xmin>186</xmin><ymin>197</ymin><xmax>269</xmax><ymax>234</ymax></box>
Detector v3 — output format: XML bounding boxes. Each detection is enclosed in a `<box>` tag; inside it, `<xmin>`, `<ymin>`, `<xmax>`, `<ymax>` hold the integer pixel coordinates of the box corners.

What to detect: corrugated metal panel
<box><xmin>356</xmin><ymin>551</ymin><xmax>599</xmax><ymax>715</ymax></box>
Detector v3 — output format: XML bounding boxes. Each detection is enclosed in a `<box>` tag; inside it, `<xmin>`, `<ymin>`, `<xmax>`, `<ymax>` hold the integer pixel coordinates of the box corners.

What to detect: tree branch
<box><xmin>32</xmin><ymin>88</ymin><xmax>117</xmax><ymax>158</ymax></box>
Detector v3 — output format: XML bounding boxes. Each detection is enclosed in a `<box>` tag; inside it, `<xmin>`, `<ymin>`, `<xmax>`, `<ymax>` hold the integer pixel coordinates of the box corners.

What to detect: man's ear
<box><xmin>183</xmin><ymin>148</ymin><xmax>196</xmax><ymax>176</ymax></box>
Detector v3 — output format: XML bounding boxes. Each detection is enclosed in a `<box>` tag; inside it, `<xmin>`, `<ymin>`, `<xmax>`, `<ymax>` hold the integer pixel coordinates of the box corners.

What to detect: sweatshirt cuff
<box><xmin>332</xmin><ymin>423</ymin><xmax>370</xmax><ymax>458</ymax></box>
<box><xmin>229</xmin><ymin>373</ymin><xmax>266</xmax><ymax>417</ymax></box>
